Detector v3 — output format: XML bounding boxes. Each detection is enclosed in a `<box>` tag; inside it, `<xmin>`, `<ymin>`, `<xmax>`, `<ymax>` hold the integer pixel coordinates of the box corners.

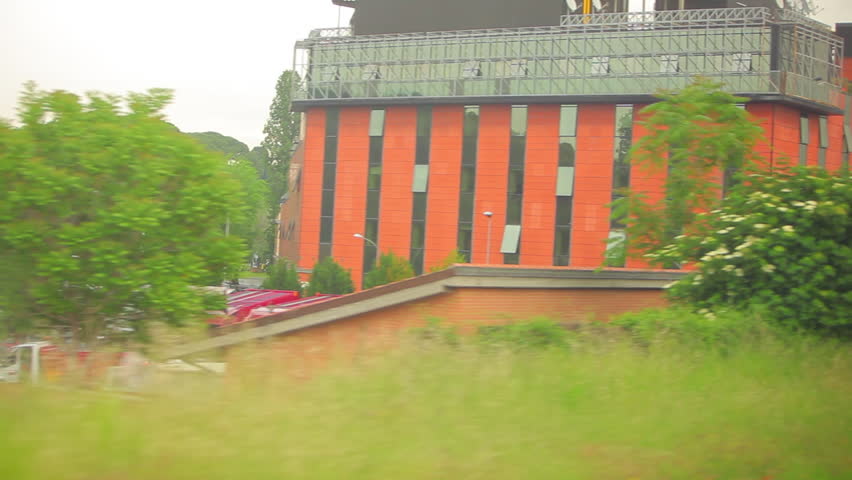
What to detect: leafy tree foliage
<box><xmin>0</xmin><ymin>85</ymin><xmax>245</xmax><ymax>345</ymax></box>
<box><xmin>187</xmin><ymin>132</ymin><xmax>270</xmax><ymax>266</ymax></box>
<box><xmin>612</xmin><ymin>78</ymin><xmax>763</xmax><ymax>259</ymax></box>
<box><xmin>187</xmin><ymin>131</ymin><xmax>250</xmax><ymax>159</ymax></box>
<box><xmin>364</xmin><ymin>252</ymin><xmax>415</xmax><ymax>289</ymax></box>
<box><xmin>260</xmin><ymin>71</ymin><xmax>301</xmax><ymax>265</ymax></box>
<box><xmin>656</xmin><ymin>167</ymin><xmax>851</xmax><ymax>334</ymax></box>
<box><xmin>428</xmin><ymin>249</ymin><xmax>467</xmax><ymax>273</ymax></box>
<box><xmin>261</xmin><ymin>258</ymin><xmax>302</xmax><ymax>293</ymax></box>
<box><xmin>305</xmin><ymin>257</ymin><xmax>354</xmax><ymax>296</ymax></box>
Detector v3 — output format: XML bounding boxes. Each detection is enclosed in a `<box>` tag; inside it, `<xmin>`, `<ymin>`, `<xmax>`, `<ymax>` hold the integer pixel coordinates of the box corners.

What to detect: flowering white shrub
<box><xmin>652</xmin><ymin>167</ymin><xmax>851</xmax><ymax>334</ymax></box>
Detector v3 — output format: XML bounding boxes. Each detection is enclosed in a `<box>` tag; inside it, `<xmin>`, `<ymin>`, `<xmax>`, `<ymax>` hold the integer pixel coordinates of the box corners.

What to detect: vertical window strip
<box><xmin>606</xmin><ymin>105</ymin><xmax>634</xmax><ymax>267</ymax></box>
<box><xmin>503</xmin><ymin>105</ymin><xmax>527</xmax><ymax>265</ymax></box>
<box><xmin>553</xmin><ymin>105</ymin><xmax>577</xmax><ymax>266</ymax></box>
<box><xmin>818</xmin><ymin>115</ymin><xmax>828</xmax><ymax>168</ymax></box>
<box><xmin>318</xmin><ymin>108</ymin><xmax>339</xmax><ymax>261</ymax></box>
<box><xmin>410</xmin><ymin>106</ymin><xmax>432</xmax><ymax>275</ymax></box>
<box><xmin>457</xmin><ymin>106</ymin><xmax>479</xmax><ymax>262</ymax></box>
<box><xmin>799</xmin><ymin>113</ymin><xmax>809</xmax><ymax>166</ymax></box>
<box><xmin>362</xmin><ymin>109</ymin><xmax>385</xmax><ymax>280</ymax></box>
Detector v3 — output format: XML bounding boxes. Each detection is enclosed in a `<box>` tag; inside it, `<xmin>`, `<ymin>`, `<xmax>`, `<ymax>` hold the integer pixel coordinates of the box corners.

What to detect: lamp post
<box><xmin>353</xmin><ymin>233</ymin><xmax>378</xmax><ymax>249</ymax></box>
<box><xmin>482</xmin><ymin>211</ymin><xmax>493</xmax><ymax>264</ymax></box>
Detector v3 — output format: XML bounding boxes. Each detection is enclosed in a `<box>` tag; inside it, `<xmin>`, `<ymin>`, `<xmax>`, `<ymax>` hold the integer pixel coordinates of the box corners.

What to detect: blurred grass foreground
<box><xmin>1</xmin><ymin>314</ymin><xmax>851</xmax><ymax>480</ymax></box>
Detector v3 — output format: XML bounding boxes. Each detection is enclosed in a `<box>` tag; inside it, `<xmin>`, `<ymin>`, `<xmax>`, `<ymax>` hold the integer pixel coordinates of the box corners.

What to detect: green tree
<box><xmin>305</xmin><ymin>257</ymin><xmax>354</xmax><ymax>296</ymax></box>
<box><xmin>260</xmin><ymin>71</ymin><xmax>301</xmax><ymax>265</ymax></box>
<box><xmin>428</xmin><ymin>249</ymin><xmax>467</xmax><ymax>273</ymax></box>
<box><xmin>658</xmin><ymin>167</ymin><xmax>851</xmax><ymax>334</ymax></box>
<box><xmin>364</xmin><ymin>251</ymin><xmax>415</xmax><ymax>289</ymax></box>
<box><xmin>611</xmin><ymin>78</ymin><xmax>763</xmax><ymax>260</ymax></box>
<box><xmin>261</xmin><ymin>259</ymin><xmax>303</xmax><ymax>293</ymax></box>
<box><xmin>0</xmin><ymin>85</ymin><xmax>245</xmax><ymax>346</ymax></box>
<box><xmin>186</xmin><ymin>131</ymin><xmax>270</xmax><ymax>267</ymax></box>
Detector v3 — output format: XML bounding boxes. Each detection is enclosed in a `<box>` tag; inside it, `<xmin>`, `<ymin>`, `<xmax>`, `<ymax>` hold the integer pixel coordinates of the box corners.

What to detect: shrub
<box><xmin>477</xmin><ymin>318</ymin><xmax>570</xmax><ymax>350</ymax></box>
<box><xmin>261</xmin><ymin>259</ymin><xmax>302</xmax><ymax>293</ymax></box>
<box><xmin>363</xmin><ymin>251</ymin><xmax>414</xmax><ymax>289</ymax></box>
<box><xmin>652</xmin><ymin>167</ymin><xmax>851</xmax><ymax>335</ymax></box>
<box><xmin>428</xmin><ymin>249</ymin><xmax>467</xmax><ymax>273</ymax></box>
<box><xmin>306</xmin><ymin>257</ymin><xmax>354</xmax><ymax>296</ymax></box>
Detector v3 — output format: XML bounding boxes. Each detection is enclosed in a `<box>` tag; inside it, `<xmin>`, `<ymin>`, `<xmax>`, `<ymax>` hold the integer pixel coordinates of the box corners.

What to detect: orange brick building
<box><xmin>278</xmin><ymin>1</ymin><xmax>852</xmax><ymax>289</ymax></box>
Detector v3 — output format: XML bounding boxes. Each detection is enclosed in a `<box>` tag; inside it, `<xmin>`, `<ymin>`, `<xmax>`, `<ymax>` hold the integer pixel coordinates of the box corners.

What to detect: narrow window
<box><xmin>410</xmin><ymin>106</ymin><xmax>432</xmax><ymax>274</ymax></box>
<box><xmin>509</xmin><ymin>59</ymin><xmax>528</xmax><ymax>77</ymax></box>
<box><xmin>606</xmin><ymin>105</ymin><xmax>634</xmax><ymax>267</ymax></box>
<box><xmin>843</xmin><ymin>124</ymin><xmax>851</xmax><ymax>172</ymax></box>
<box><xmin>660</xmin><ymin>55</ymin><xmax>679</xmax><ymax>74</ymax></box>
<box><xmin>504</xmin><ymin>106</ymin><xmax>527</xmax><ymax>265</ymax></box>
<box><xmin>457</xmin><ymin>106</ymin><xmax>479</xmax><ymax>262</ymax></box>
<box><xmin>730</xmin><ymin>53</ymin><xmax>752</xmax><ymax>73</ymax></box>
<box><xmin>362</xmin><ymin>109</ymin><xmax>384</xmax><ymax>281</ymax></box>
<box><xmin>462</xmin><ymin>61</ymin><xmax>482</xmax><ymax>78</ymax></box>
<box><xmin>591</xmin><ymin>57</ymin><xmax>610</xmax><ymax>75</ymax></box>
<box><xmin>318</xmin><ymin>108</ymin><xmax>339</xmax><ymax>261</ymax></box>
<box><xmin>799</xmin><ymin>113</ymin><xmax>809</xmax><ymax>165</ymax></box>
<box><xmin>553</xmin><ymin>105</ymin><xmax>578</xmax><ymax>266</ymax></box>
<box><xmin>818</xmin><ymin>115</ymin><xmax>828</xmax><ymax>168</ymax></box>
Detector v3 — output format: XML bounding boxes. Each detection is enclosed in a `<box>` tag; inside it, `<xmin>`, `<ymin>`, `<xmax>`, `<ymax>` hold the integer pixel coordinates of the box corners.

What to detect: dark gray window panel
<box><xmin>503</xmin><ymin>252</ymin><xmax>520</xmax><ymax>265</ymax></box>
<box><xmin>500</xmin><ymin>224</ymin><xmax>521</xmax><ymax>254</ymax></box>
<box><xmin>844</xmin><ymin>125</ymin><xmax>852</xmax><ymax>153</ymax></box>
<box><xmin>369</xmin><ymin>109</ymin><xmax>386</xmax><ymax>137</ymax></box>
<box><xmin>463</xmin><ymin>107</ymin><xmax>480</xmax><ymax>137</ymax></box>
<box><xmin>819</xmin><ymin>116</ymin><xmax>829</xmax><ymax>148</ymax></box>
<box><xmin>553</xmin><ymin>226</ymin><xmax>571</xmax><ymax>266</ymax></box>
<box><xmin>368</xmin><ymin>166</ymin><xmax>382</xmax><ymax>191</ymax></box>
<box><xmin>324</xmin><ymin>138</ymin><xmax>338</xmax><ymax>164</ymax></box>
<box><xmin>413</xmin><ymin>192</ymin><xmax>427</xmax><ymax>220</ymax></box>
<box><xmin>366</xmin><ymin>190</ymin><xmax>380</xmax><ymax>219</ymax></box>
<box><xmin>417</xmin><ymin>107</ymin><xmax>432</xmax><ymax>137</ymax></box>
<box><xmin>818</xmin><ymin>149</ymin><xmax>827</xmax><ymax>167</ymax></box>
<box><xmin>507</xmin><ymin>196</ymin><xmax>522</xmax><ymax>225</ymax></box>
<box><xmin>412</xmin><ymin>165</ymin><xmax>430</xmax><ymax>193</ymax></box>
<box><xmin>510</xmin><ymin>106</ymin><xmax>527</xmax><ymax>136</ymax></box>
<box><xmin>321</xmin><ymin>190</ymin><xmax>335</xmax><ymax>216</ymax></box>
<box><xmin>411</xmin><ymin>222</ymin><xmax>425</xmax><ymax>249</ymax></box>
<box><xmin>415</xmin><ymin>140</ymin><xmax>431</xmax><ymax>165</ymax></box>
<box><xmin>556</xmin><ymin>166</ymin><xmax>575</xmax><ymax>197</ymax></box>
<box><xmin>325</xmin><ymin>109</ymin><xmax>339</xmax><ymax>137</ymax></box>
<box><xmin>323</xmin><ymin>164</ymin><xmax>337</xmax><ymax>188</ymax></box>
<box><xmin>410</xmin><ymin>249</ymin><xmax>425</xmax><ymax>275</ymax></box>
<box><xmin>559</xmin><ymin>105</ymin><xmax>577</xmax><ymax>137</ymax></box>
<box><xmin>320</xmin><ymin>217</ymin><xmax>334</xmax><ymax>243</ymax></box>
<box><xmin>510</xmin><ymin>137</ymin><xmax>526</xmax><ymax>167</ymax></box>
<box><xmin>800</xmin><ymin>114</ymin><xmax>809</xmax><ymax>145</ymax></box>
<box><xmin>369</xmin><ymin>137</ymin><xmax>383</xmax><ymax>164</ymax></box>
<box><xmin>508</xmin><ymin>169</ymin><xmax>524</xmax><ymax>195</ymax></box>
<box><xmin>555</xmin><ymin>196</ymin><xmax>573</xmax><ymax>226</ymax></box>
<box><xmin>559</xmin><ymin>138</ymin><xmax>576</xmax><ymax>167</ymax></box>
<box><xmin>459</xmin><ymin>193</ymin><xmax>475</xmax><ymax>222</ymax></box>
<box><xmin>319</xmin><ymin>243</ymin><xmax>332</xmax><ymax>260</ymax></box>
<box><xmin>799</xmin><ymin>144</ymin><xmax>808</xmax><ymax>165</ymax></box>
<box><xmin>457</xmin><ymin>223</ymin><xmax>473</xmax><ymax>260</ymax></box>
<box><xmin>461</xmin><ymin>166</ymin><xmax>476</xmax><ymax>192</ymax></box>
<box><xmin>462</xmin><ymin>137</ymin><xmax>478</xmax><ymax>165</ymax></box>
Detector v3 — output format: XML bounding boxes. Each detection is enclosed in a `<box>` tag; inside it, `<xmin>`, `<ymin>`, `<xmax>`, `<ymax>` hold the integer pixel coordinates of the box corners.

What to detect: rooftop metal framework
<box><xmin>292</xmin><ymin>7</ymin><xmax>843</xmax><ymax>112</ymax></box>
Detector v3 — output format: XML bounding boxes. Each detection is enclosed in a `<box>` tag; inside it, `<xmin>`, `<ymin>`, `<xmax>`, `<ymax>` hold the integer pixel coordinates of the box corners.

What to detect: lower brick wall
<box><xmin>229</xmin><ymin>286</ymin><xmax>669</xmax><ymax>376</ymax></box>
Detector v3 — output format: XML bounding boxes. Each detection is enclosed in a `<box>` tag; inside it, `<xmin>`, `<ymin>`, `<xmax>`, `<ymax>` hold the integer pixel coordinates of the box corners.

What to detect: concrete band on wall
<box><xmin>163</xmin><ymin>265</ymin><xmax>683</xmax><ymax>359</ymax></box>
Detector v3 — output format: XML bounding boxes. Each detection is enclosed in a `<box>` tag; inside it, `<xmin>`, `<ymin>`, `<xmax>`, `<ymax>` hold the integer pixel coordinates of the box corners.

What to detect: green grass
<box><xmin>1</xmin><ymin>326</ymin><xmax>851</xmax><ymax>479</ymax></box>
<box><xmin>238</xmin><ymin>270</ymin><xmax>267</xmax><ymax>279</ymax></box>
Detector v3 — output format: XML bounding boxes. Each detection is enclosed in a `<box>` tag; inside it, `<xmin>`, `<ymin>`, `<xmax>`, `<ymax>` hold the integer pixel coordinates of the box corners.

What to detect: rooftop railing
<box><xmin>293</xmin><ymin>7</ymin><xmax>844</xmax><ymax>112</ymax></box>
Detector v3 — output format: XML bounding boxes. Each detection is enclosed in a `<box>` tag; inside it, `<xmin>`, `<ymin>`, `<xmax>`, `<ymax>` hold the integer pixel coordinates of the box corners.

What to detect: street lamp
<box><xmin>482</xmin><ymin>211</ymin><xmax>493</xmax><ymax>264</ymax></box>
<box><xmin>353</xmin><ymin>233</ymin><xmax>378</xmax><ymax>249</ymax></box>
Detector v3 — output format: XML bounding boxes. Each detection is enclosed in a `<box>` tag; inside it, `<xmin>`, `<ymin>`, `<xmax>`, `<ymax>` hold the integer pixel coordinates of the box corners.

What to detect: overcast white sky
<box><xmin>0</xmin><ymin>0</ymin><xmax>848</xmax><ymax>148</ymax></box>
